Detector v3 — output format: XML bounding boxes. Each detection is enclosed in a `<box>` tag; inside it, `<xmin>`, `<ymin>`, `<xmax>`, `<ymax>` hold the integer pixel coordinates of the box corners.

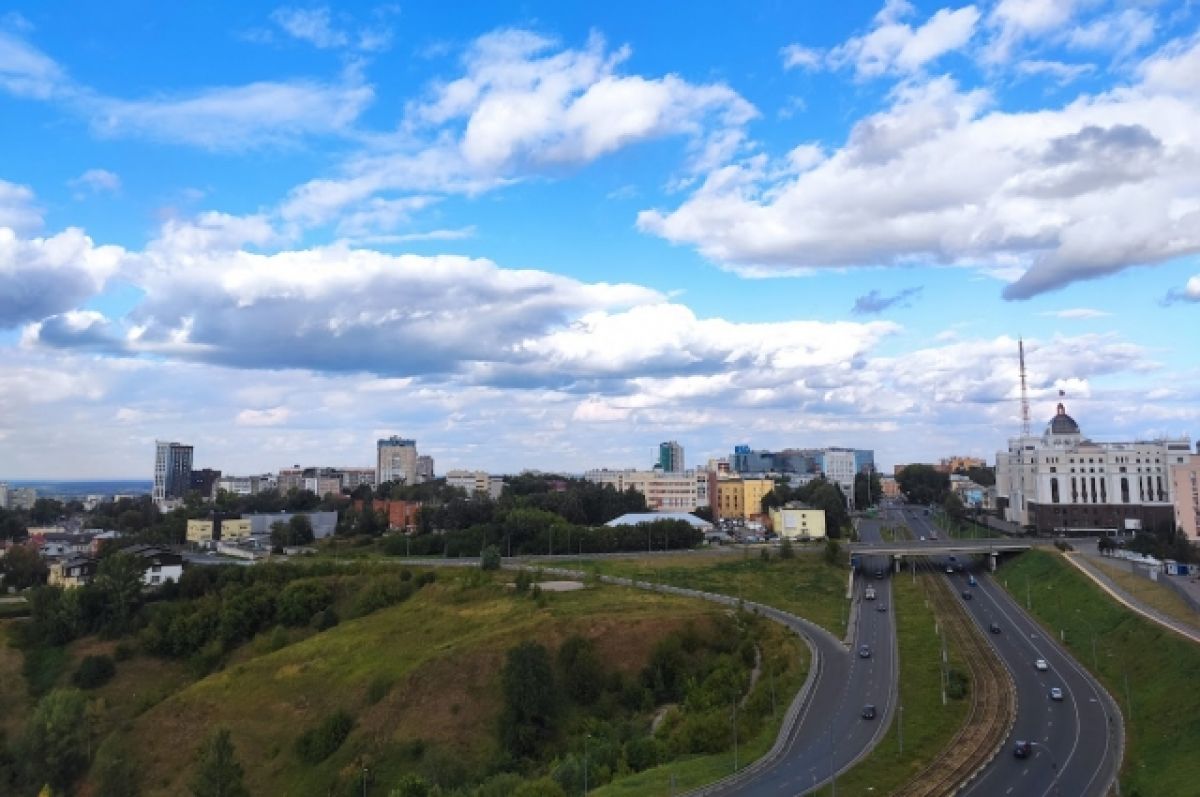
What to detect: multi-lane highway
<box><xmin>900</xmin><ymin>507</ymin><xmax>1124</xmax><ymax>797</ymax></box>
<box><xmin>708</xmin><ymin>515</ymin><xmax>900</xmax><ymax>795</ymax></box>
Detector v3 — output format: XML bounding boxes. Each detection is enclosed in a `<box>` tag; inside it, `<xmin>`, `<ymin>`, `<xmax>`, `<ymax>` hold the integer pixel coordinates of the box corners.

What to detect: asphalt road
<box><xmin>899</xmin><ymin>508</ymin><xmax>1123</xmax><ymax>797</ymax></box>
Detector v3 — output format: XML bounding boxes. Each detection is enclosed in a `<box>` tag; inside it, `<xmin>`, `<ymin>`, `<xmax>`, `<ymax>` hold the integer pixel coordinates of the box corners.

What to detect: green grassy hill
<box><xmin>118</xmin><ymin>574</ymin><xmax>790</xmax><ymax>796</ymax></box>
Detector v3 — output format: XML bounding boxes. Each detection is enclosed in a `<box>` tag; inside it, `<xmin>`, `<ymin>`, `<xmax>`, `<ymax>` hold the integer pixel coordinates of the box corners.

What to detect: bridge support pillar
<box><xmin>894</xmin><ymin>555</ymin><xmax>902</xmax><ymax>574</ymax></box>
<box><xmin>989</xmin><ymin>553</ymin><xmax>998</xmax><ymax>572</ymax></box>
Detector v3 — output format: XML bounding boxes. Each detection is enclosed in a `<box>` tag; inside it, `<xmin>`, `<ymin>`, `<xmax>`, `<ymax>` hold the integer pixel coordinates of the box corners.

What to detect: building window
<box><xmin>1121</xmin><ymin>478</ymin><xmax>1129</xmax><ymax>503</ymax></box>
<box><xmin>1050</xmin><ymin>478</ymin><xmax>1060</xmax><ymax>504</ymax></box>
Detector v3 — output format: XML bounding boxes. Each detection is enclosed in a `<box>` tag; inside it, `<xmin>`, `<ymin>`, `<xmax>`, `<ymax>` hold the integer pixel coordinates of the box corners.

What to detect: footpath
<box><xmin>1063</xmin><ymin>549</ymin><xmax>1200</xmax><ymax>645</ymax></box>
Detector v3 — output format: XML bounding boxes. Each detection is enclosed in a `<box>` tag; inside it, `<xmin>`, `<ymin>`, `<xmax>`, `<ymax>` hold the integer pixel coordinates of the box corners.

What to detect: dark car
<box><xmin>1013</xmin><ymin>740</ymin><xmax>1032</xmax><ymax>759</ymax></box>
<box><xmin>874</xmin><ymin>569</ymin><xmax>884</xmax><ymax>579</ymax></box>
<box><xmin>877</xmin><ymin>603</ymin><xmax>887</xmax><ymax>612</ymax></box>
<box><xmin>858</xmin><ymin>644</ymin><xmax>871</xmax><ymax>658</ymax></box>
<box><xmin>990</xmin><ymin>622</ymin><xmax>1001</xmax><ymax>634</ymax></box>
<box><xmin>961</xmin><ymin>591</ymin><xmax>973</xmax><ymax>600</ymax></box>
<box><xmin>861</xmin><ymin>704</ymin><xmax>877</xmax><ymax>720</ymax></box>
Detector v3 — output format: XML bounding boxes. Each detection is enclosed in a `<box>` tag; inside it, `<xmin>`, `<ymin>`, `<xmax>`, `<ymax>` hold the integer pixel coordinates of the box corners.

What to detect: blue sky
<box><xmin>1</xmin><ymin>0</ymin><xmax>1197</xmax><ymax>479</ymax></box>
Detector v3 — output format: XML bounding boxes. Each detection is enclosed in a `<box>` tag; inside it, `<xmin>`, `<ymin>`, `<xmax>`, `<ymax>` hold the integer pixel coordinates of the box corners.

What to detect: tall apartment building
<box><xmin>584</xmin><ymin>469</ymin><xmax>702</xmax><ymax>512</ymax></box>
<box><xmin>995</xmin><ymin>403</ymin><xmax>1192</xmax><ymax>533</ymax></box>
<box><xmin>377</xmin><ymin>437</ymin><xmax>419</xmax><ymax>486</ymax></box>
<box><xmin>277</xmin><ymin>467</ymin><xmax>376</xmax><ymax>496</ymax></box>
<box><xmin>1171</xmin><ymin>450</ymin><xmax>1200</xmax><ymax>542</ymax></box>
<box><xmin>0</xmin><ymin>482</ymin><xmax>7</xmax><ymax>509</ymax></box>
<box><xmin>658</xmin><ymin>441</ymin><xmax>684</xmax><ymax>473</ymax></box>
<box><xmin>416</xmin><ymin>455</ymin><xmax>435</xmax><ymax>483</ymax></box>
<box><xmin>153</xmin><ymin>441</ymin><xmax>193</xmax><ymax>502</ymax></box>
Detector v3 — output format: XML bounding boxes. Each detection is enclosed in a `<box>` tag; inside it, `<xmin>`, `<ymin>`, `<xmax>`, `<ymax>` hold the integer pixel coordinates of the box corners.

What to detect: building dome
<box><xmin>1048</xmin><ymin>403</ymin><xmax>1080</xmax><ymax>435</ymax></box>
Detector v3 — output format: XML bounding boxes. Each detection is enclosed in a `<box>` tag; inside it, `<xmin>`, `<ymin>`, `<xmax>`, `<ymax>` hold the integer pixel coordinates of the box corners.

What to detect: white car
<box><xmin>1049</xmin><ymin>687</ymin><xmax>1064</xmax><ymax>701</ymax></box>
<box><xmin>1035</xmin><ymin>658</ymin><xmax>1049</xmax><ymax>671</ymax></box>
<box><xmin>946</xmin><ymin>566</ymin><xmax>955</xmax><ymax>574</ymax></box>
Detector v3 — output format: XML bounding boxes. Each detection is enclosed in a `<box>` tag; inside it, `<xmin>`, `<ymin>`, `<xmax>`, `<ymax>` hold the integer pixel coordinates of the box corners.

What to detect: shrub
<box><xmin>72</xmin><ymin>654</ymin><xmax>116</xmax><ymax>690</ymax></box>
<box><xmin>514</xmin><ymin>570</ymin><xmax>532</xmax><ymax>594</ymax></box>
<box><xmin>475</xmin><ymin>773</ymin><xmax>524</xmax><ymax>797</ymax></box>
<box><xmin>624</xmin><ymin>736</ymin><xmax>662</xmax><ymax>772</ymax></box>
<box><xmin>294</xmin><ymin>710</ymin><xmax>354</xmax><ymax>764</ymax></box>
<box><xmin>313</xmin><ymin>608</ymin><xmax>339</xmax><ymax>631</ymax></box>
<box><xmin>780</xmin><ymin>539</ymin><xmax>795</xmax><ymax>559</ymax></box>
<box><xmin>481</xmin><ymin>545</ymin><xmax>502</xmax><ymax>571</ymax></box>
<box><xmin>276</xmin><ymin>580</ymin><xmax>334</xmax><ymax>627</ymax></box>
<box><xmin>113</xmin><ymin>641</ymin><xmax>135</xmax><ymax>662</ymax></box>
<box><xmin>351</xmin><ymin>576</ymin><xmax>416</xmax><ymax>617</ymax></box>
<box><xmin>947</xmin><ymin>667</ymin><xmax>969</xmax><ymax>700</ymax></box>
<box><xmin>389</xmin><ymin>774</ymin><xmax>434</xmax><ymax>797</ymax></box>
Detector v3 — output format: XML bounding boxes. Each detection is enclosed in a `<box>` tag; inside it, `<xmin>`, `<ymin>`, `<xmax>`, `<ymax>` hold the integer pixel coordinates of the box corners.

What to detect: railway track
<box><xmin>891</xmin><ymin>563</ymin><xmax>1015</xmax><ymax>797</ymax></box>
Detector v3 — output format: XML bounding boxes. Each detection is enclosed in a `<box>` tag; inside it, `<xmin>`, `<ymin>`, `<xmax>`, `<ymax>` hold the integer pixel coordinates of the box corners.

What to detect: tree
<box><xmin>779</xmin><ymin>539</ymin><xmax>796</xmax><ymax>559</ymax></box>
<box><xmin>96</xmin><ymin>552</ymin><xmax>144</xmax><ymax>634</ymax></box>
<box><xmin>23</xmin><ymin>688</ymin><xmax>89</xmax><ymax>792</ymax></box>
<box><xmin>499</xmin><ymin>641</ymin><xmax>560</xmax><ymax>758</ymax></box>
<box><xmin>943</xmin><ymin>492</ymin><xmax>966</xmax><ymax>522</ymax></box>
<box><xmin>895</xmin><ymin>464</ymin><xmax>950</xmax><ymax>505</ymax></box>
<box><xmin>30</xmin><ymin>498</ymin><xmax>64</xmax><ymax>525</ymax></box>
<box><xmin>853</xmin><ymin>471</ymin><xmax>883</xmax><ymax>509</ymax></box>
<box><xmin>1</xmin><ymin>543</ymin><xmax>47</xmax><ymax>590</ymax></box>
<box><xmin>189</xmin><ymin>728</ymin><xmax>249</xmax><ymax>797</ymax></box>
<box><xmin>1098</xmin><ymin>536</ymin><xmax>1116</xmax><ymax>555</ymax></box>
<box><xmin>288</xmin><ymin>514</ymin><xmax>314</xmax><ymax>545</ymax></box>
<box><xmin>824</xmin><ymin>537</ymin><xmax>841</xmax><ymax>566</ymax></box>
<box><xmin>480</xmin><ymin>544</ymin><xmax>502</xmax><ymax>571</ymax></box>
<box><xmin>556</xmin><ymin>635</ymin><xmax>604</xmax><ymax>705</ymax></box>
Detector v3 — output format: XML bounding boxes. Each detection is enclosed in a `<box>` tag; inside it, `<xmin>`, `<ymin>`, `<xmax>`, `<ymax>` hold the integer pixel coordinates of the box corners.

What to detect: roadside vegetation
<box><xmin>998</xmin><ymin>549</ymin><xmax>1200</xmax><ymax>797</ymax></box>
<box><xmin>1090</xmin><ymin>557</ymin><xmax>1200</xmax><ymax>632</ymax></box>
<box><xmin>567</xmin><ymin>547</ymin><xmax>850</xmax><ymax>635</ymax></box>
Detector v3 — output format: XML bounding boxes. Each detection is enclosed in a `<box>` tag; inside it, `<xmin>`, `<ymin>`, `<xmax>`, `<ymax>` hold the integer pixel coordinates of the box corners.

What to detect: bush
<box><xmin>351</xmin><ymin>576</ymin><xmax>416</xmax><ymax>617</ymax></box>
<box><xmin>72</xmin><ymin>654</ymin><xmax>116</xmax><ymax>689</ymax></box>
<box><xmin>294</xmin><ymin>710</ymin><xmax>354</xmax><ymax>764</ymax></box>
<box><xmin>624</xmin><ymin>736</ymin><xmax>662</xmax><ymax>772</ymax></box>
<box><xmin>276</xmin><ymin>580</ymin><xmax>334</xmax><ymax>627</ymax></box>
<box><xmin>779</xmin><ymin>539</ymin><xmax>795</xmax><ymax>559</ymax></box>
<box><xmin>313</xmin><ymin>607</ymin><xmax>339</xmax><ymax>631</ymax></box>
<box><xmin>389</xmin><ymin>774</ymin><xmax>434</xmax><ymax>797</ymax></box>
<box><xmin>947</xmin><ymin>667</ymin><xmax>969</xmax><ymax>700</ymax></box>
<box><xmin>481</xmin><ymin>545</ymin><xmax>502</xmax><ymax>571</ymax></box>
<box><xmin>113</xmin><ymin>641</ymin><xmax>135</xmax><ymax>662</ymax></box>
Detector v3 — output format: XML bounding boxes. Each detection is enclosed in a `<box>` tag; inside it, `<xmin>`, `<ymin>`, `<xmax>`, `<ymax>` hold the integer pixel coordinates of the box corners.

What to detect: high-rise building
<box><xmin>658</xmin><ymin>441</ymin><xmax>684</xmax><ymax>473</ymax></box>
<box><xmin>416</xmin><ymin>455</ymin><xmax>435</xmax><ymax>483</ymax></box>
<box><xmin>377</xmin><ymin>437</ymin><xmax>419</xmax><ymax>486</ymax></box>
<box><xmin>0</xmin><ymin>482</ymin><xmax>8</xmax><ymax>509</ymax></box>
<box><xmin>153</xmin><ymin>441</ymin><xmax>193</xmax><ymax>502</ymax></box>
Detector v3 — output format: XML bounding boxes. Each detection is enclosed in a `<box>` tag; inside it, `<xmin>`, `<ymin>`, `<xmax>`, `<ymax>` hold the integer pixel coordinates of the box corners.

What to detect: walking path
<box><xmin>1064</xmin><ymin>550</ymin><xmax>1200</xmax><ymax>645</ymax></box>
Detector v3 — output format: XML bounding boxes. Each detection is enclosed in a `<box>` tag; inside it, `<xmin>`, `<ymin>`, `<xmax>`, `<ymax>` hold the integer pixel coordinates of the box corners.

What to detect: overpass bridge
<box><xmin>849</xmin><ymin>538</ymin><xmax>1046</xmax><ymax>572</ymax></box>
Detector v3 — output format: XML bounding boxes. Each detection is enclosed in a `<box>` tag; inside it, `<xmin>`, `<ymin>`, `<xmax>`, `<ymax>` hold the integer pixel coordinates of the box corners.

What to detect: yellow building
<box><xmin>186</xmin><ymin>520</ymin><xmax>215</xmax><ymax>544</ymax></box>
<box><xmin>715</xmin><ymin>478</ymin><xmax>776</xmax><ymax>520</ymax></box>
<box><xmin>769</xmin><ymin>504</ymin><xmax>827</xmax><ymax>539</ymax></box>
<box><xmin>48</xmin><ymin>557</ymin><xmax>97</xmax><ymax>589</ymax></box>
<box><xmin>186</xmin><ymin>518</ymin><xmax>253</xmax><ymax>545</ymax></box>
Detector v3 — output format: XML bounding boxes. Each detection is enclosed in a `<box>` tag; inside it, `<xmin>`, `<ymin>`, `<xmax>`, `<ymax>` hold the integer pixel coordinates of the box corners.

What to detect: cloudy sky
<box><xmin>1</xmin><ymin>1</ymin><xmax>1198</xmax><ymax>479</ymax></box>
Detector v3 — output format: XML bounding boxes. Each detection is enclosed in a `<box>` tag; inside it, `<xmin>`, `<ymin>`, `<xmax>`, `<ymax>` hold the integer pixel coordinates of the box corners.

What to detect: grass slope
<box><xmin>1091</xmin><ymin>558</ymin><xmax>1200</xmax><ymax>632</ymax></box>
<box><xmin>122</xmin><ymin>578</ymin><xmax>771</xmax><ymax>796</ymax></box>
<box><xmin>812</xmin><ymin>574</ymin><xmax>969</xmax><ymax>796</ymax></box>
<box><xmin>999</xmin><ymin>550</ymin><xmax>1200</xmax><ymax>797</ymax></box>
<box><xmin>565</xmin><ymin>549</ymin><xmax>850</xmax><ymax>635</ymax></box>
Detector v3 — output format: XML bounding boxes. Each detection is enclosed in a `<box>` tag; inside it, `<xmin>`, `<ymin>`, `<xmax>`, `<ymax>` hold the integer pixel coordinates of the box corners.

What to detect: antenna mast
<box><xmin>1018</xmin><ymin>337</ymin><xmax>1031</xmax><ymax>437</ymax></box>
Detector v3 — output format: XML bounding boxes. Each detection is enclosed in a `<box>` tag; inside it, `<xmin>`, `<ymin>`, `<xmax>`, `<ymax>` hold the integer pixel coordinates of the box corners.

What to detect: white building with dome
<box><xmin>996</xmin><ymin>403</ymin><xmax>1192</xmax><ymax>534</ymax></box>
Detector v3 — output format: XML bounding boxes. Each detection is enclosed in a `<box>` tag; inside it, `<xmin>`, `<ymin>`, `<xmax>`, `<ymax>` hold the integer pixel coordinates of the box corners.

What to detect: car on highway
<box><xmin>1035</xmin><ymin>658</ymin><xmax>1049</xmax><ymax>671</ymax></box>
<box><xmin>858</xmin><ymin>644</ymin><xmax>871</xmax><ymax>658</ymax></box>
<box><xmin>874</xmin><ymin>569</ymin><xmax>884</xmax><ymax>579</ymax></box>
<box><xmin>946</xmin><ymin>566</ymin><xmax>955</xmax><ymax>574</ymax></box>
<box><xmin>989</xmin><ymin>622</ymin><xmax>1001</xmax><ymax>634</ymax></box>
<box><xmin>919</xmin><ymin>535</ymin><xmax>926</xmax><ymax>541</ymax></box>
<box><xmin>1013</xmin><ymin>740</ymin><xmax>1032</xmax><ymax>759</ymax></box>
<box><xmin>1050</xmin><ymin>687</ymin><xmax>1064</xmax><ymax>701</ymax></box>
<box><xmin>967</xmin><ymin>575</ymin><xmax>977</xmax><ymax>586</ymax></box>
<box><xmin>961</xmin><ymin>590</ymin><xmax>972</xmax><ymax>600</ymax></box>
<box><xmin>861</xmin><ymin>704</ymin><xmax>876</xmax><ymax>720</ymax></box>
<box><xmin>876</xmin><ymin>603</ymin><xmax>887</xmax><ymax>612</ymax></box>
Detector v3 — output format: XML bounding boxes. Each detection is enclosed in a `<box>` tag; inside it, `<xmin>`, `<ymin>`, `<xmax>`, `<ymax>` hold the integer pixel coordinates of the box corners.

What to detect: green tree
<box><xmin>96</xmin><ymin>552</ymin><xmax>144</xmax><ymax>634</ymax></box>
<box><xmin>779</xmin><ymin>538</ymin><xmax>796</xmax><ymax>559</ymax></box>
<box><xmin>500</xmin><ymin>641</ymin><xmax>560</xmax><ymax>758</ymax></box>
<box><xmin>896</xmin><ymin>464</ymin><xmax>950</xmax><ymax>505</ymax></box>
<box><xmin>269</xmin><ymin>521</ymin><xmax>288</xmax><ymax>549</ymax></box>
<box><xmin>287</xmin><ymin>514</ymin><xmax>315</xmax><ymax>545</ymax></box>
<box><xmin>0</xmin><ymin>543</ymin><xmax>47</xmax><ymax>590</ymax></box>
<box><xmin>94</xmin><ymin>736</ymin><xmax>141</xmax><ymax>797</ymax></box>
<box><xmin>23</xmin><ymin>688</ymin><xmax>89</xmax><ymax>792</ymax></box>
<box><xmin>824</xmin><ymin>537</ymin><xmax>841</xmax><ymax>566</ymax></box>
<box><xmin>480</xmin><ymin>544</ymin><xmax>502</xmax><ymax>571</ymax></box>
<box><xmin>389</xmin><ymin>774</ymin><xmax>435</xmax><ymax>797</ymax></box>
<box><xmin>189</xmin><ymin>728</ymin><xmax>249</xmax><ymax>797</ymax></box>
<box><xmin>853</xmin><ymin>471</ymin><xmax>883</xmax><ymax>509</ymax></box>
<box><xmin>943</xmin><ymin>492</ymin><xmax>966</xmax><ymax>521</ymax></box>
<box><xmin>556</xmin><ymin>635</ymin><xmax>604</xmax><ymax>705</ymax></box>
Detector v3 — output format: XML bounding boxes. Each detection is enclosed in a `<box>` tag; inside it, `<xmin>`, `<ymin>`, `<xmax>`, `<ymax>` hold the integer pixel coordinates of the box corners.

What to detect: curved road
<box><xmin>901</xmin><ymin>508</ymin><xmax>1123</xmax><ymax>797</ymax></box>
<box><xmin>713</xmin><ymin>516</ymin><xmax>900</xmax><ymax>796</ymax></box>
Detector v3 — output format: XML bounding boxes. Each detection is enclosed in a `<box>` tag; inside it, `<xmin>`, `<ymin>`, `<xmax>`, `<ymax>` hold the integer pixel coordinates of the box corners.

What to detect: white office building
<box><xmin>584</xmin><ymin>469</ymin><xmax>702</xmax><ymax>512</ymax></box>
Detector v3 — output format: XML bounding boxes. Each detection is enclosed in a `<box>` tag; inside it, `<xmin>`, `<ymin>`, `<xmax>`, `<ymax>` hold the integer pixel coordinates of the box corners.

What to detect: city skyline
<box><xmin>2</xmin><ymin>2</ymin><xmax>1198</xmax><ymax>479</ymax></box>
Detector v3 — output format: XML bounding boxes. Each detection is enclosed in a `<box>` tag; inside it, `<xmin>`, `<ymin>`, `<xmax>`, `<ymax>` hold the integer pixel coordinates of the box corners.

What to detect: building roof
<box><xmin>605</xmin><ymin>512</ymin><xmax>713</xmax><ymax>529</ymax></box>
<box><xmin>1048</xmin><ymin>403</ymin><xmax>1081</xmax><ymax>435</ymax></box>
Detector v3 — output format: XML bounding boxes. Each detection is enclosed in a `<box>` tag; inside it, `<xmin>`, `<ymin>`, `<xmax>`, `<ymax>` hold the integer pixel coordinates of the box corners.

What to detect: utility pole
<box><xmin>732</xmin><ymin>701</ymin><xmax>739</xmax><ymax>773</ymax></box>
<box><xmin>898</xmin><ymin>705</ymin><xmax>904</xmax><ymax>754</ymax></box>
